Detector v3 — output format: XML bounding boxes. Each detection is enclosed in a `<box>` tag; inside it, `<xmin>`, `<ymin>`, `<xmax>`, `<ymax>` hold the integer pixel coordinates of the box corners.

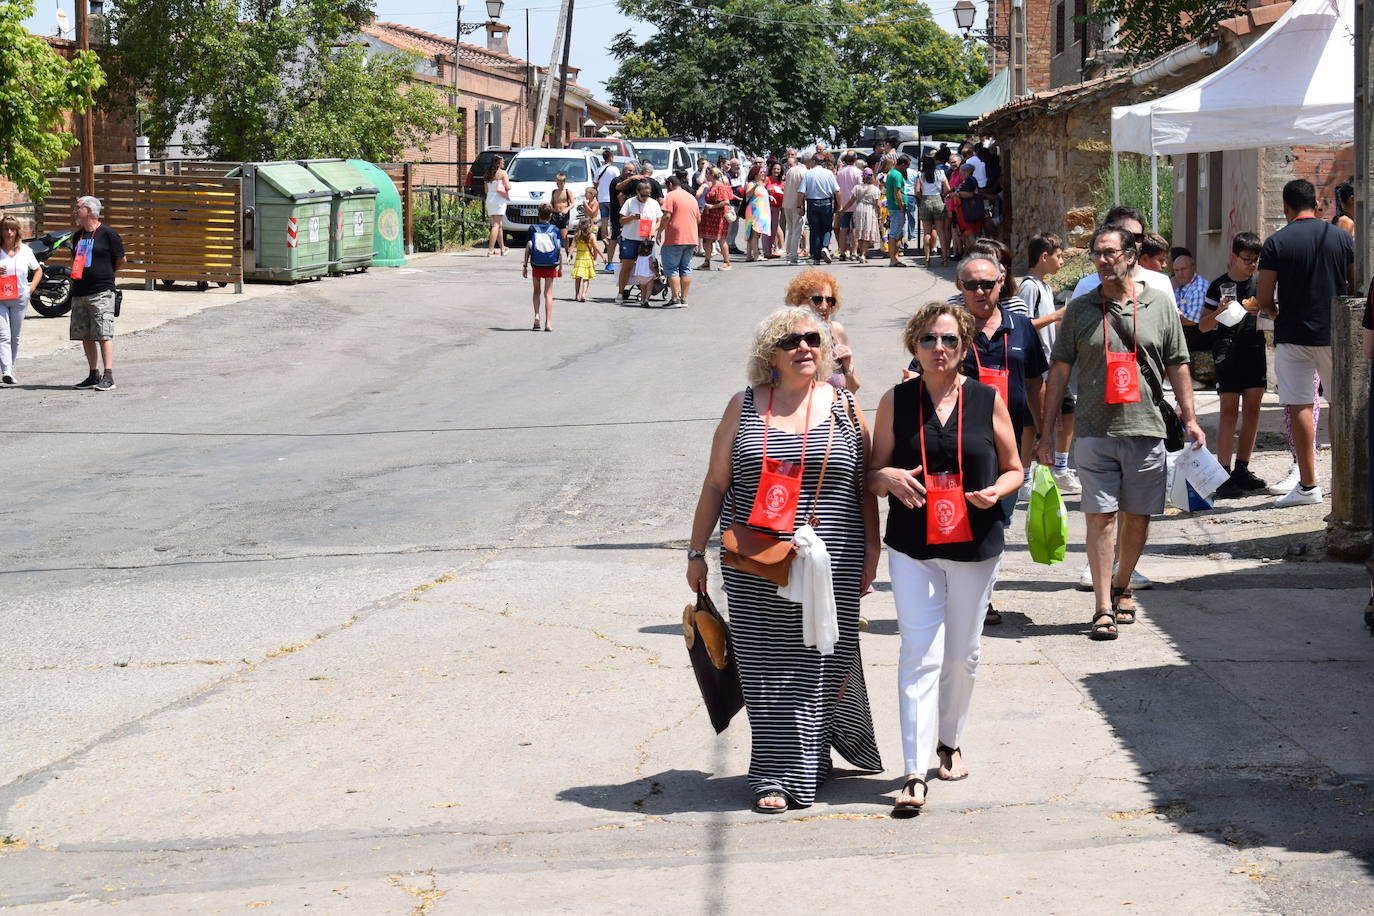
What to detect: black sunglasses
<box><xmin>918</xmin><ymin>333</ymin><xmax>961</xmax><ymax>350</ymax></box>
<box><xmin>809</xmin><ymin>295</ymin><xmax>837</xmax><ymax>307</ymax></box>
<box><xmin>777</xmin><ymin>331</ymin><xmax>822</xmax><ymax>350</ymax></box>
<box><xmin>961</xmin><ymin>279</ymin><xmax>999</xmax><ymax>292</ymax></box>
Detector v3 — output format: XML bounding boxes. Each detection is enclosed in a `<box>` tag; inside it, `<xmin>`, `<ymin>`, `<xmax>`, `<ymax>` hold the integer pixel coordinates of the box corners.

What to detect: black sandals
<box><xmin>1111</xmin><ymin>585</ymin><xmax>1136</xmax><ymax>625</ymax></box>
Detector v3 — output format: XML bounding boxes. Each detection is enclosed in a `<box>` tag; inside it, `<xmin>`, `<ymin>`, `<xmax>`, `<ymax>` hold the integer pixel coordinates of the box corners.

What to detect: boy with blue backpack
<box><xmin>523</xmin><ymin>203</ymin><xmax>562</xmax><ymax>331</ymax></box>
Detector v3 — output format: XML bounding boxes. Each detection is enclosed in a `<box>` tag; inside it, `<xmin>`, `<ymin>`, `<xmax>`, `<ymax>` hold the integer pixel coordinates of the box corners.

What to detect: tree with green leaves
<box><xmin>831</xmin><ymin>0</ymin><xmax>986</xmax><ymax>146</ymax></box>
<box><xmin>606</xmin><ymin>0</ymin><xmax>845</xmax><ymax>154</ymax></box>
<box><xmin>620</xmin><ymin>108</ymin><xmax>669</xmax><ymax>138</ymax></box>
<box><xmin>1086</xmin><ymin>0</ymin><xmax>1247</xmax><ymax>65</ymax></box>
<box><xmin>606</xmin><ymin>0</ymin><xmax>986</xmax><ymax>153</ymax></box>
<box><xmin>0</xmin><ymin>0</ymin><xmax>105</xmax><ymax>201</ymax></box>
<box><xmin>106</xmin><ymin>0</ymin><xmax>455</xmax><ymax>162</ymax></box>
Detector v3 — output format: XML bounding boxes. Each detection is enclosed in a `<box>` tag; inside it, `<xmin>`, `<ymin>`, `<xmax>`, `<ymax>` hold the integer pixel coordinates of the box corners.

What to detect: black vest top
<box><xmin>884</xmin><ymin>378</ymin><xmax>1006</xmax><ymax>562</ymax></box>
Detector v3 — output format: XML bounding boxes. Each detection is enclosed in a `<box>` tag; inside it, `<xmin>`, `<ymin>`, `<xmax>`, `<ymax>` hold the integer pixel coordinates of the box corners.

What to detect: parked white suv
<box><xmin>627</xmin><ymin>139</ymin><xmax>693</xmax><ymax>183</ymax></box>
<box><xmin>502</xmin><ymin>148</ymin><xmax>597</xmax><ymax>237</ymax></box>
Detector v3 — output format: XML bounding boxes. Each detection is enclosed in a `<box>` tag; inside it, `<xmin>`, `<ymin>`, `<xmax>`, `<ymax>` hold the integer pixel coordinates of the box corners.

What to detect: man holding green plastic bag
<box><xmin>1038</xmin><ymin>225</ymin><xmax>1205</xmax><ymax>641</ymax></box>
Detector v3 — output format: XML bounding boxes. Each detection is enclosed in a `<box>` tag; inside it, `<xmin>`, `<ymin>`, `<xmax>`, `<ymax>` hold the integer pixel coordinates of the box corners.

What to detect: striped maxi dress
<box><xmin>719</xmin><ymin>386</ymin><xmax>883</xmax><ymax>806</ymax></box>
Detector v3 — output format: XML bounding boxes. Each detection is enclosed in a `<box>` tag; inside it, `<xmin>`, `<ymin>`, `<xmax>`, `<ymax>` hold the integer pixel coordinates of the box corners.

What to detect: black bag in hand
<box><xmin>682</xmin><ymin>591</ymin><xmax>743</xmax><ymax>734</ymax></box>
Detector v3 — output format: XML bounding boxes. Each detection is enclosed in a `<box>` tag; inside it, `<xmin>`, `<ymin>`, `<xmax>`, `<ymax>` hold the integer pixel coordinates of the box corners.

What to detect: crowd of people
<box><xmin>681</xmin><ymin>173</ymin><xmax>1362</xmax><ymax>817</ymax></box>
<box><xmin>517</xmin><ymin>141</ymin><xmax>1002</xmax><ymax>314</ymax></box>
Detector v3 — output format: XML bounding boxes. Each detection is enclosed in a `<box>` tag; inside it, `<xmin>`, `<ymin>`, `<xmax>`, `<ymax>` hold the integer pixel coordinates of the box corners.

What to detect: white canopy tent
<box><xmin>1108</xmin><ymin>0</ymin><xmax>1354</xmax><ymax>227</ymax></box>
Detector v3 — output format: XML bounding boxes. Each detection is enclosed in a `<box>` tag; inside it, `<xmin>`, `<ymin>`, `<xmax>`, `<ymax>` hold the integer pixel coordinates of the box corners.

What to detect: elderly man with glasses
<box><xmin>1038</xmin><ymin>224</ymin><xmax>1204</xmax><ymax>641</ymax></box>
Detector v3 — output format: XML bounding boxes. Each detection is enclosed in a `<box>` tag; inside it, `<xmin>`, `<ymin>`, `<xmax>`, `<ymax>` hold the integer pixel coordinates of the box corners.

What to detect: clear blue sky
<box><xmin>30</xmin><ymin>0</ymin><xmax>973</xmax><ymax>102</ymax></box>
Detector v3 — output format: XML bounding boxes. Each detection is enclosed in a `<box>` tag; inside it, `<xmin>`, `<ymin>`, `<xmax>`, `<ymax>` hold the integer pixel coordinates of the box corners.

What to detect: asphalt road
<box><xmin>0</xmin><ymin>249</ymin><xmax>1370</xmax><ymax>913</ymax></box>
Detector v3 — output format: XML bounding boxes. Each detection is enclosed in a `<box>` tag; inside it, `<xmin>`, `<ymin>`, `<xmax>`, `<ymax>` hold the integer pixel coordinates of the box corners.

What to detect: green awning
<box><xmin>919</xmin><ymin>69</ymin><xmax>1012</xmax><ymax>135</ymax></box>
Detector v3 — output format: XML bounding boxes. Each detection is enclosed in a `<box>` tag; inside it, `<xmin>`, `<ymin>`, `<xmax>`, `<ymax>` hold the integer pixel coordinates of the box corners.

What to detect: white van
<box><xmin>626</xmin><ymin>139</ymin><xmax>693</xmax><ymax>183</ymax></box>
<box><xmin>502</xmin><ymin>148</ymin><xmax>598</xmax><ymax>237</ymax></box>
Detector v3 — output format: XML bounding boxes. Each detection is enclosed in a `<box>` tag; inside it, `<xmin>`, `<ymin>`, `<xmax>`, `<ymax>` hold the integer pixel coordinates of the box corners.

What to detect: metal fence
<box><xmin>409</xmin><ymin>186</ymin><xmax>487</xmax><ymax>250</ymax></box>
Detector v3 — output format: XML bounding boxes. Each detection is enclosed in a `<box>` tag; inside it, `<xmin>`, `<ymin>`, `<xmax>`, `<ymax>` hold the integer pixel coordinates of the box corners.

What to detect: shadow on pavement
<box><xmin>557</xmin><ymin>768</ymin><xmax>895</xmax><ymax>816</ymax></box>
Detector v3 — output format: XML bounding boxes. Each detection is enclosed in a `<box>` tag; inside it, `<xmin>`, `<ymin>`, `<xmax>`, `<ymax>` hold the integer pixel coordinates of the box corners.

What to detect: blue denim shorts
<box><xmin>661</xmin><ymin>244</ymin><xmax>694</xmax><ymax>277</ymax></box>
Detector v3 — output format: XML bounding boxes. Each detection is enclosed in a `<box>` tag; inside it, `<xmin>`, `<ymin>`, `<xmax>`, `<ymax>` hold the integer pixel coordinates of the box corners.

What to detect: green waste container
<box><xmin>233</xmin><ymin>162</ymin><xmax>333</xmax><ymax>282</ymax></box>
<box><xmin>299</xmin><ymin>159</ymin><xmax>378</xmax><ymax>274</ymax></box>
<box><xmin>348</xmin><ymin>159</ymin><xmax>406</xmax><ymax>266</ymax></box>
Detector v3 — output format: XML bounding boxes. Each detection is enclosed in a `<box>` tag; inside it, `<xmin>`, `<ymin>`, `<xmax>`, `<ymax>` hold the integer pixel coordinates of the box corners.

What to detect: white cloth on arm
<box><xmin>777</xmin><ymin>524</ymin><xmax>838</xmax><ymax>656</ymax></box>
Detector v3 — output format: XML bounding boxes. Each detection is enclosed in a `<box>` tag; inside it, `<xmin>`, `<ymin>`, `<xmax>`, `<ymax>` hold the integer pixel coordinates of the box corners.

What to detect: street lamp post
<box><xmin>456</xmin><ymin>0</ymin><xmax>506</xmax><ymax>167</ymax></box>
<box><xmin>953</xmin><ymin>0</ymin><xmax>1011</xmax><ymax>75</ymax></box>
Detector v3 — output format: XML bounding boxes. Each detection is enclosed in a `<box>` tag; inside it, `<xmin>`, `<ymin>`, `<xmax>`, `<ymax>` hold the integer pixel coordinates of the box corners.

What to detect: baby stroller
<box><xmin>630</xmin><ymin>241</ymin><xmax>672</xmax><ymax>306</ymax></box>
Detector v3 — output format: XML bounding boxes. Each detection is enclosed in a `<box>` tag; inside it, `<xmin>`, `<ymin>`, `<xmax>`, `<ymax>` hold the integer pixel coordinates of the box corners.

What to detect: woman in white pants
<box><xmin>869</xmin><ymin>302</ymin><xmax>1022</xmax><ymax>813</ymax></box>
<box><xmin>0</xmin><ymin>217</ymin><xmax>41</xmax><ymax>386</ymax></box>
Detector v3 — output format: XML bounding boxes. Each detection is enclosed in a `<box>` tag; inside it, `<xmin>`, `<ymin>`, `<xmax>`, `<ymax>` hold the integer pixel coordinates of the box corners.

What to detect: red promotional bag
<box><xmin>920</xmin><ymin>382</ymin><xmax>973</xmax><ymax>545</ymax></box>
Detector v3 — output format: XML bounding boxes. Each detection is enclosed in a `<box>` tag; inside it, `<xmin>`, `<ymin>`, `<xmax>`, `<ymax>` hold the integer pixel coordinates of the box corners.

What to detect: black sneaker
<box><xmin>74</xmin><ymin>372</ymin><xmax>100</xmax><ymax>389</ymax></box>
<box><xmin>1232</xmin><ymin>466</ymin><xmax>1268</xmax><ymax>493</ymax></box>
<box><xmin>620</xmin><ymin>289</ymin><xmax>632</xmax><ymax>303</ymax></box>
<box><xmin>1</xmin><ymin>373</ymin><xmax>14</xmax><ymax>386</ymax></box>
<box><xmin>95</xmin><ymin>372</ymin><xmax>115</xmax><ymax>392</ymax></box>
<box><xmin>1213</xmin><ymin>474</ymin><xmax>1248</xmax><ymax>500</ymax></box>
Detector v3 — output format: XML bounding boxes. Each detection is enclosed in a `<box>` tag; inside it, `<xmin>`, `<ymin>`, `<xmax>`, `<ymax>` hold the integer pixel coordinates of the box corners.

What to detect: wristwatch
<box><xmin>687</xmin><ymin>548</ymin><xmax>707</xmax><ymax>560</ymax></box>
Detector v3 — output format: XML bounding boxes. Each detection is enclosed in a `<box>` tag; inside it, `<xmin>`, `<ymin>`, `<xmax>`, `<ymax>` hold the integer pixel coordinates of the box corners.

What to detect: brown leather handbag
<box><xmin>722</xmin><ymin>405</ymin><xmax>836</xmax><ymax>587</ymax></box>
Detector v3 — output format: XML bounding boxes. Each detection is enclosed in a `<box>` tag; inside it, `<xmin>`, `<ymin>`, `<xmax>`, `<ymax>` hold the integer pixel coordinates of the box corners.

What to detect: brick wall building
<box><xmin>361</xmin><ymin>21</ymin><xmax>619</xmax><ymax>186</ymax></box>
<box><xmin>976</xmin><ymin>0</ymin><xmax>1349</xmax><ymax>280</ymax></box>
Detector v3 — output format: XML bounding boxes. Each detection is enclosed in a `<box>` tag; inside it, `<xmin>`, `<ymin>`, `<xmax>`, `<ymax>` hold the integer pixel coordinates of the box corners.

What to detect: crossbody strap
<box><xmin>805</xmin><ymin>390</ymin><xmax>839</xmax><ymax>526</ymax></box>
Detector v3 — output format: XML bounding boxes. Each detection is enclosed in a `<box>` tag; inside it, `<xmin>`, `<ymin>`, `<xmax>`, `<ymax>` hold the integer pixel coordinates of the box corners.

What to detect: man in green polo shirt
<box><xmin>1038</xmin><ymin>225</ymin><xmax>1205</xmax><ymax>642</ymax></box>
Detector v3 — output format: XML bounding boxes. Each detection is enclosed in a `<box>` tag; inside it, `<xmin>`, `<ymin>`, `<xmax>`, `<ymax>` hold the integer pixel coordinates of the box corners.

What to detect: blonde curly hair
<box><xmin>901</xmin><ymin>301</ymin><xmax>976</xmax><ymax>357</ymax></box>
<box><xmin>746</xmin><ymin>306</ymin><xmax>834</xmax><ymax>388</ymax></box>
<box><xmin>783</xmin><ymin>268</ymin><xmax>842</xmax><ymax>315</ymax></box>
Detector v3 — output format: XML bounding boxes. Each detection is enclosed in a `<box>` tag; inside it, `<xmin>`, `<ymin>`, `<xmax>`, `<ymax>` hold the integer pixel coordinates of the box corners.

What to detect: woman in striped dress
<box><xmin>687</xmin><ymin>306</ymin><xmax>882</xmax><ymax>813</ymax></box>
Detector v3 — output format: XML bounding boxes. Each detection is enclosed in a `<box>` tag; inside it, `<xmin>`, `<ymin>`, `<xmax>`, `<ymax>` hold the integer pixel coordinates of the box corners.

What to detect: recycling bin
<box><xmin>298</xmin><ymin>159</ymin><xmax>378</xmax><ymax>274</ymax></box>
<box><xmin>232</xmin><ymin>162</ymin><xmax>333</xmax><ymax>282</ymax></box>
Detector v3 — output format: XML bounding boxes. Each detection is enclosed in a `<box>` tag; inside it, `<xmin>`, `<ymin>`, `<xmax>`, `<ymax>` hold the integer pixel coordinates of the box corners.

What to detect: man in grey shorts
<box><xmin>68</xmin><ymin>195</ymin><xmax>125</xmax><ymax>391</ymax></box>
<box><xmin>1038</xmin><ymin>224</ymin><xmax>1205</xmax><ymax>641</ymax></box>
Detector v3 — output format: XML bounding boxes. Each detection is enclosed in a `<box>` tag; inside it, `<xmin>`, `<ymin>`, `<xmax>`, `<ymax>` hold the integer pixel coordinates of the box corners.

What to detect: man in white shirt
<box><xmin>594</xmin><ymin>149</ymin><xmax>621</xmax><ymax>266</ymax></box>
<box><xmin>966</xmin><ymin>144</ymin><xmax>988</xmax><ymax>188</ymax></box>
<box><xmin>782</xmin><ymin>157</ymin><xmax>809</xmax><ymax>264</ymax></box>
<box><xmin>618</xmin><ymin>180</ymin><xmax>662</xmax><ymax>303</ymax></box>
<box><xmin>1070</xmin><ymin>207</ymin><xmax>1176</xmax><ymax>307</ymax></box>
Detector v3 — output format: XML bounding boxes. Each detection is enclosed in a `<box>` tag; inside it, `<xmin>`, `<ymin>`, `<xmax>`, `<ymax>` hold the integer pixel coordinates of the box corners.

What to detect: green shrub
<box><xmin>1091</xmin><ymin>154</ymin><xmax>1173</xmax><ymax>242</ymax></box>
<box><xmin>412</xmin><ymin>194</ymin><xmax>486</xmax><ymax>251</ymax></box>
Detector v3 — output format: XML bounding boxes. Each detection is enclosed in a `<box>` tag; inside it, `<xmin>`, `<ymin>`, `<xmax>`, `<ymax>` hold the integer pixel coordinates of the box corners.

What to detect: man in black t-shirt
<box><xmin>1256</xmin><ymin>179</ymin><xmax>1355</xmax><ymax>506</ymax></box>
<box><xmin>1202</xmin><ymin>233</ymin><xmax>1266</xmax><ymax>498</ymax></box>
<box><xmin>69</xmin><ymin>196</ymin><xmax>125</xmax><ymax>391</ymax></box>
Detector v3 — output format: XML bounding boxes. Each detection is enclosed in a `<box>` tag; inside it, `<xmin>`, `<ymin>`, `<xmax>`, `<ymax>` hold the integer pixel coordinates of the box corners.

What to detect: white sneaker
<box><xmin>1018</xmin><ymin>478</ymin><xmax>1033</xmax><ymax>501</ymax></box>
<box><xmin>1051</xmin><ymin>467</ymin><xmax>1081</xmax><ymax>495</ymax></box>
<box><xmin>1268</xmin><ymin>464</ymin><xmax>1300</xmax><ymax>495</ymax></box>
<box><xmin>1077</xmin><ymin>563</ymin><xmax>1153</xmax><ymax>591</ymax></box>
<box><xmin>1274</xmin><ymin>483</ymin><xmax>1323</xmax><ymax>507</ymax></box>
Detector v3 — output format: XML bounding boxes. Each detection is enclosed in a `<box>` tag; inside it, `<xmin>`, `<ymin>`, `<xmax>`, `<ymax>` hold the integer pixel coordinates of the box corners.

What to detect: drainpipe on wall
<box><xmin>1131</xmin><ymin>39</ymin><xmax>1219</xmax><ymax>86</ymax></box>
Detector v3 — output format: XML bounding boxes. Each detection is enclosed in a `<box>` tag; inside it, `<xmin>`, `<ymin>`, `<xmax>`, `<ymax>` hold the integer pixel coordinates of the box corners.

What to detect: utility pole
<box><xmin>75</xmin><ymin>0</ymin><xmax>95</xmax><ymax>196</ymax></box>
<box><xmin>553</xmin><ymin>0</ymin><xmax>575</xmax><ymax>146</ymax></box>
<box><xmin>532</xmin><ymin>0</ymin><xmax>570</xmax><ymax>148</ymax></box>
<box><xmin>525</xmin><ymin>8</ymin><xmax>531</xmax><ymax>144</ymax></box>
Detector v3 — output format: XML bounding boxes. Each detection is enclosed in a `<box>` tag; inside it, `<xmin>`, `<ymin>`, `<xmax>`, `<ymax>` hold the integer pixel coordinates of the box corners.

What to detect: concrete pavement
<box><xmin>0</xmin><ymin>247</ymin><xmax>1370</xmax><ymax>913</ymax></box>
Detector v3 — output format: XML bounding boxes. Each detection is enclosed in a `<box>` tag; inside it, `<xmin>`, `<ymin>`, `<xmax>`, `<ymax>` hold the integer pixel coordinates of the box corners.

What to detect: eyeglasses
<box><xmin>1237</xmin><ymin>254</ymin><xmax>1260</xmax><ymax>265</ymax></box>
<box><xmin>809</xmin><ymin>295</ymin><xmax>837</xmax><ymax>307</ymax></box>
<box><xmin>918</xmin><ymin>333</ymin><xmax>961</xmax><ymax>350</ymax></box>
<box><xmin>776</xmin><ymin>331</ymin><xmax>822</xmax><ymax>350</ymax></box>
<box><xmin>961</xmin><ymin>279</ymin><xmax>999</xmax><ymax>292</ymax></box>
<box><xmin>1091</xmin><ymin>247</ymin><xmax>1123</xmax><ymax>260</ymax></box>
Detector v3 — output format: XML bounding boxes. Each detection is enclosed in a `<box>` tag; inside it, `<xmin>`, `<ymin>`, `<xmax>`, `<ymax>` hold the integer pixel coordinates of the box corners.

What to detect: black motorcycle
<box><xmin>26</xmin><ymin>230</ymin><xmax>75</xmax><ymax>318</ymax></box>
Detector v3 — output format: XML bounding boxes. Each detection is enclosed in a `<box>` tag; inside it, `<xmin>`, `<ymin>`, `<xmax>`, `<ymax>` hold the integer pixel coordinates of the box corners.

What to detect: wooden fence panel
<box><xmin>37</xmin><ymin>172</ymin><xmax>243</xmax><ymax>286</ymax></box>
